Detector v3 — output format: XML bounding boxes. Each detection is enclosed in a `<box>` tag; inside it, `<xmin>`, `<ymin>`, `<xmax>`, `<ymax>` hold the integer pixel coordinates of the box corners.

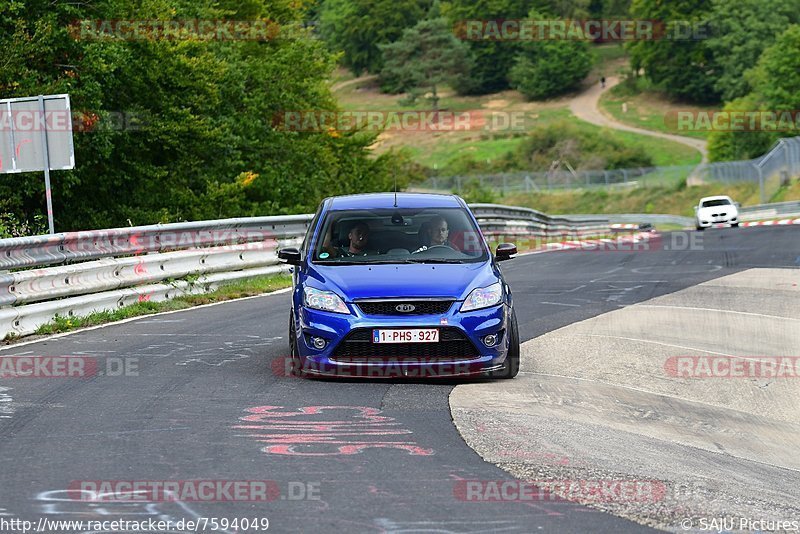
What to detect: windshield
<box><xmin>312</xmin><ymin>207</ymin><xmax>489</xmax><ymax>264</ymax></box>
<box><xmin>701</xmin><ymin>199</ymin><xmax>732</xmax><ymax>207</ymax></box>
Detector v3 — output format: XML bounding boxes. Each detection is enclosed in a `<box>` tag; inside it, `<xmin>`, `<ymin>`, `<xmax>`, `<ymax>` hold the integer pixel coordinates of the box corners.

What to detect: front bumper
<box><xmin>294</xmin><ymin>302</ymin><xmax>510</xmax><ymax>378</ymax></box>
<box><xmin>697</xmin><ymin>215</ymin><xmax>738</xmax><ymax>228</ymax></box>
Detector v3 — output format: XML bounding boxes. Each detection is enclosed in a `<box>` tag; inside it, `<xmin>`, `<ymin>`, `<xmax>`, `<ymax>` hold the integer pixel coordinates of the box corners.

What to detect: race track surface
<box><xmin>0</xmin><ymin>226</ymin><xmax>797</xmax><ymax>533</ymax></box>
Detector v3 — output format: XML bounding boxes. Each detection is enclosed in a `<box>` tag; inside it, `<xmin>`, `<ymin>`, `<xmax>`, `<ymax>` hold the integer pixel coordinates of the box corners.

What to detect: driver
<box><xmin>322</xmin><ymin>221</ymin><xmax>371</xmax><ymax>258</ymax></box>
<box><xmin>413</xmin><ymin>216</ymin><xmax>449</xmax><ymax>253</ymax></box>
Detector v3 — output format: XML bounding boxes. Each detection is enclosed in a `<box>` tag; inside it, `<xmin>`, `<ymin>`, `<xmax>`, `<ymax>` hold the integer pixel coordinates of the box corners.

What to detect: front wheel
<box><xmin>487</xmin><ymin>309</ymin><xmax>520</xmax><ymax>379</ymax></box>
<box><xmin>731</xmin><ymin>222</ymin><xmax>739</xmax><ymax>227</ymax></box>
<box><xmin>288</xmin><ymin>312</ymin><xmax>306</xmax><ymax>377</ymax></box>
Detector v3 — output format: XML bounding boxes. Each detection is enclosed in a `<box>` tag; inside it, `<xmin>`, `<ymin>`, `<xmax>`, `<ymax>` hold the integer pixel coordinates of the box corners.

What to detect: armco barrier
<box><xmin>0</xmin><ymin>205</ymin><xmax>609</xmax><ymax>339</ymax></box>
<box><xmin>740</xmin><ymin>200</ymin><xmax>800</xmax><ymax>222</ymax></box>
<box><xmin>0</xmin><ymin>215</ymin><xmax>312</xmax><ymax>271</ymax></box>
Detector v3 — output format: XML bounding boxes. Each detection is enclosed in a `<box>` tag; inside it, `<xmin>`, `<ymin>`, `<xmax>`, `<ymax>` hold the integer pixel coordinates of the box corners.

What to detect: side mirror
<box><xmin>277</xmin><ymin>247</ymin><xmax>302</xmax><ymax>265</ymax></box>
<box><xmin>694</xmin><ymin>206</ymin><xmax>699</xmax><ymax>211</ymax></box>
<box><xmin>735</xmin><ymin>202</ymin><xmax>741</xmax><ymax>208</ymax></box>
<box><xmin>495</xmin><ymin>243</ymin><xmax>517</xmax><ymax>262</ymax></box>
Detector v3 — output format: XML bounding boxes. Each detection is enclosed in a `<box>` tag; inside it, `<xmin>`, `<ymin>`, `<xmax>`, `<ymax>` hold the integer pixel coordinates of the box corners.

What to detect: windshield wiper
<box><xmin>405</xmin><ymin>258</ymin><xmax>464</xmax><ymax>264</ymax></box>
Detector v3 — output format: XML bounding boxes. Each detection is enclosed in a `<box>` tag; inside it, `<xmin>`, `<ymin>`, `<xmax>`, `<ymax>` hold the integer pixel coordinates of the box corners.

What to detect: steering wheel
<box><xmin>412</xmin><ymin>244</ymin><xmax>453</xmax><ymax>254</ymax></box>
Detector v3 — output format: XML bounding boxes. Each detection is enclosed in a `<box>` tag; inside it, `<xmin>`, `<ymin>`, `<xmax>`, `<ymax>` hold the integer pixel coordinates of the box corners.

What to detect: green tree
<box><xmin>509</xmin><ymin>10</ymin><xmax>593</xmax><ymax>100</ymax></box>
<box><xmin>531</xmin><ymin>0</ymin><xmax>591</xmax><ymax>18</ymax></box>
<box><xmin>379</xmin><ymin>15</ymin><xmax>473</xmax><ymax>110</ymax></box>
<box><xmin>318</xmin><ymin>0</ymin><xmax>431</xmax><ymax>75</ymax></box>
<box><xmin>706</xmin><ymin>96</ymin><xmax>778</xmax><ymax>162</ymax></box>
<box><xmin>707</xmin><ymin>0</ymin><xmax>800</xmax><ymax>102</ymax></box>
<box><xmin>708</xmin><ymin>25</ymin><xmax>800</xmax><ymax>161</ymax></box>
<box><xmin>443</xmin><ymin>0</ymin><xmax>531</xmax><ymax>95</ymax></box>
<box><xmin>0</xmin><ymin>0</ymin><xmax>418</xmax><ymax>231</ymax></box>
<box><xmin>626</xmin><ymin>0</ymin><xmax>719</xmax><ymax>103</ymax></box>
<box><xmin>588</xmin><ymin>0</ymin><xmax>632</xmax><ymax>18</ymax></box>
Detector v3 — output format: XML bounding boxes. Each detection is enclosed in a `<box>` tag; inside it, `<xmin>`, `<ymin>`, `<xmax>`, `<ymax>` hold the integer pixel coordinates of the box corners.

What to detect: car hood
<box><xmin>306</xmin><ymin>262</ymin><xmax>499</xmax><ymax>301</ymax></box>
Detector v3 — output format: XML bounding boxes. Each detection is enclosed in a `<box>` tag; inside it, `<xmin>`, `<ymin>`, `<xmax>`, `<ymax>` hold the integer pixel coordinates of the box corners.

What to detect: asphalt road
<box><xmin>0</xmin><ymin>226</ymin><xmax>797</xmax><ymax>533</ymax></box>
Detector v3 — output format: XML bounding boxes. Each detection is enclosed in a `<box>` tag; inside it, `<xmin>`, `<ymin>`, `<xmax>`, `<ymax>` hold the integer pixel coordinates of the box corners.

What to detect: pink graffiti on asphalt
<box><xmin>233</xmin><ymin>405</ymin><xmax>435</xmax><ymax>456</ymax></box>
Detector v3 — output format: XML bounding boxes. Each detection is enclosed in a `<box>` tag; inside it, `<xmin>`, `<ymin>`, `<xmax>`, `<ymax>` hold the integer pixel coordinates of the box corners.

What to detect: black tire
<box><xmin>696</xmin><ymin>225</ymin><xmax>704</xmax><ymax>231</ymax></box>
<box><xmin>288</xmin><ymin>312</ymin><xmax>306</xmax><ymax>377</ymax></box>
<box><xmin>731</xmin><ymin>223</ymin><xmax>739</xmax><ymax>228</ymax></box>
<box><xmin>487</xmin><ymin>309</ymin><xmax>520</xmax><ymax>379</ymax></box>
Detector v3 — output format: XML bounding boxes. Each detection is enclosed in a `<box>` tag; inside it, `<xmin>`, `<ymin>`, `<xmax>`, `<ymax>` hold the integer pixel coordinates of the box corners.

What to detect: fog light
<box><xmin>311</xmin><ymin>337</ymin><xmax>327</xmax><ymax>350</ymax></box>
<box><xmin>482</xmin><ymin>334</ymin><xmax>498</xmax><ymax>347</ymax></box>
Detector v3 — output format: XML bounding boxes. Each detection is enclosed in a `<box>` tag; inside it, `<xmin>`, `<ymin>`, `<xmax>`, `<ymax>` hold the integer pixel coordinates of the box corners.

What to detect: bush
<box><xmin>509</xmin><ymin>40</ymin><xmax>593</xmax><ymax>100</ymax></box>
<box><xmin>511</xmin><ymin>121</ymin><xmax>653</xmax><ymax>170</ymax></box>
<box><xmin>458</xmin><ymin>179</ymin><xmax>497</xmax><ymax>203</ymax></box>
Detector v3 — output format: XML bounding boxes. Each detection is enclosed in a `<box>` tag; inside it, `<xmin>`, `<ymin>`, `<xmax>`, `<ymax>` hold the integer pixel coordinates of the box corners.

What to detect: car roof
<box><xmin>699</xmin><ymin>195</ymin><xmax>732</xmax><ymax>202</ymax></box>
<box><xmin>326</xmin><ymin>192</ymin><xmax>464</xmax><ymax>211</ymax></box>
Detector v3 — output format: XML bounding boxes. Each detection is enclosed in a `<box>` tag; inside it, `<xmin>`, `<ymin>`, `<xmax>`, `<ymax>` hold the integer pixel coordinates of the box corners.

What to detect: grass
<box><xmin>26</xmin><ymin>273</ymin><xmax>292</xmax><ymax>338</ymax></box>
<box><xmin>599</xmin><ymin>82</ymin><xmax>714</xmax><ymax>141</ymax></box>
<box><xmin>333</xmin><ymin>57</ymin><xmax>702</xmax><ymax>173</ymax></box>
<box><xmin>386</xmin><ymin>107</ymin><xmax>701</xmax><ymax>171</ymax></box>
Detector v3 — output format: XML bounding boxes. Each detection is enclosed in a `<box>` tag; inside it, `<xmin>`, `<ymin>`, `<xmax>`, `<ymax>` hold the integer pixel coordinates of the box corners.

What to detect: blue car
<box><xmin>277</xmin><ymin>193</ymin><xmax>519</xmax><ymax>379</ymax></box>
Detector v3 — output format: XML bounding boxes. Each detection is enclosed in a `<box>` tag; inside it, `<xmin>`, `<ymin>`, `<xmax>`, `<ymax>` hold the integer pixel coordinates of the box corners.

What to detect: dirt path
<box><xmin>330</xmin><ymin>74</ymin><xmax>378</xmax><ymax>93</ymax></box>
<box><xmin>569</xmin><ymin>76</ymin><xmax>708</xmax><ymax>163</ymax></box>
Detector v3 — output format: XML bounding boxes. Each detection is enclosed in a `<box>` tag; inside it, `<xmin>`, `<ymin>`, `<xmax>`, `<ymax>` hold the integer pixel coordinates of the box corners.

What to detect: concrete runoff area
<box><xmin>451</xmin><ymin>268</ymin><xmax>800</xmax><ymax>529</ymax></box>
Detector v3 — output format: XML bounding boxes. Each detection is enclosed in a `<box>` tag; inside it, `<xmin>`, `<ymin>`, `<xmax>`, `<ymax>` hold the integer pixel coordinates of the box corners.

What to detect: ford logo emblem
<box><xmin>396</xmin><ymin>304</ymin><xmax>416</xmax><ymax>313</ymax></box>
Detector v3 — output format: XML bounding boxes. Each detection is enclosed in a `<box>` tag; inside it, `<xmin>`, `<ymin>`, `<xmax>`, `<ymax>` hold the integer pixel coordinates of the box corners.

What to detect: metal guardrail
<box><xmin>0</xmin><ymin>205</ymin><xmax>612</xmax><ymax>338</ymax></box>
<box><xmin>0</xmin><ymin>214</ymin><xmax>312</xmax><ymax>271</ymax></box>
<box><xmin>739</xmin><ymin>200</ymin><xmax>800</xmax><ymax>221</ymax></box>
<box><xmin>2</xmin><ymin>197</ymin><xmax>797</xmax><ymax>339</ymax></box>
<box><xmin>560</xmin><ymin>213</ymin><xmax>695</xmax><ymax>227</ymax></box>
<box><xmin>469</xmin><ymin>204</ymin><xmax>609</xmax><ymax>237</ymax></box>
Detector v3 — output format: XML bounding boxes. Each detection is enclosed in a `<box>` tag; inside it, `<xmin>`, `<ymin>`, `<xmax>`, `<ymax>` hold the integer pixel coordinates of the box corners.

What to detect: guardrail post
<box><xmin>754</xmin><ymin>163</ymin><xmax>765</xmax><ymax>204</ymax></box>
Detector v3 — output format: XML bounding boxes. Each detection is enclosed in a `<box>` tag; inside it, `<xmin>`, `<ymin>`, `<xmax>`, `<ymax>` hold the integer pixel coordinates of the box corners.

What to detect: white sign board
<box><xmin>0</xmin><ymin>94</ymin><xmax>75</xmax><ymax>174</ymax></box>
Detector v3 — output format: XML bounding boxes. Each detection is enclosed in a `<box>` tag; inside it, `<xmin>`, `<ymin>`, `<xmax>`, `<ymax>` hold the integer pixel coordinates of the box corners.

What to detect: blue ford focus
<box><xmin>277</xmin><ymin>193</ymin><xmax>519</xmax><ymax>379</ymax></box>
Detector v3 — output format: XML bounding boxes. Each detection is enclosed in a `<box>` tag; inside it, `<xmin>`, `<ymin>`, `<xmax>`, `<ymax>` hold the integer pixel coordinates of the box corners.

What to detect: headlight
<box><xmin>460</xmin><ymin>282</ymin><xmax>503</xmax><ymax>312</ymax></box>
<box><xmin>303</xmin><ymin>287</ymin><xmax>349</xmax><ymax>314</ymax></box>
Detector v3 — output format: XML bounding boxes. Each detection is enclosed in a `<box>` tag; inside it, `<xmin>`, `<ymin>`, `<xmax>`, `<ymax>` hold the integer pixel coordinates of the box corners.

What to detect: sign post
<box><xmin>0</xmin><ymin>94</ymin><xmax>75</xmax><ymax>234</ymax></box>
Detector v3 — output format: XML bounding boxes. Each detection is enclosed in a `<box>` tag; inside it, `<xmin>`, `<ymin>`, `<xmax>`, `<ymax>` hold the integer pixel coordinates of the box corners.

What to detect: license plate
<box><xmin>372</xmin><ymin>329</ymin><xmax>439</xmax><ymax>343</ymax></box>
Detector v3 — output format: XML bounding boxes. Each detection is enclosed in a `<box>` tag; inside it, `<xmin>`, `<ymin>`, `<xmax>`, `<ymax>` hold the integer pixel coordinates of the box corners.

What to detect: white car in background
<box><xmin>694</xmin><ymin>195</ymin><xmax>740</xmax><ymax>230</ymax></box>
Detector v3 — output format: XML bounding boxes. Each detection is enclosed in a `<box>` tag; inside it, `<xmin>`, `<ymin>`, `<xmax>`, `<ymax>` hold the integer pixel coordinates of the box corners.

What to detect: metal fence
<box><xmin>416</xmin><ymin>136</ymin><xmax>800</xmax><ymax>203</ymax></box>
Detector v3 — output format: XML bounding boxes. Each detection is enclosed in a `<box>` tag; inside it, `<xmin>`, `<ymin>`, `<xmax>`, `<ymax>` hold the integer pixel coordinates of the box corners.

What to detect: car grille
<box><xmin>711</xmin><ymin>212</ymin><xmax>727</xmax><ymax>217</ymax></box>
<box><xmin>331</xmin><ymin>327</ymin><xmax>479</xmax><ymax>360</ymax></box>
<box><xmin>356</xmin><ymin>300</ymin><xmax>454</xmax><ymax>316</ymax></box>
